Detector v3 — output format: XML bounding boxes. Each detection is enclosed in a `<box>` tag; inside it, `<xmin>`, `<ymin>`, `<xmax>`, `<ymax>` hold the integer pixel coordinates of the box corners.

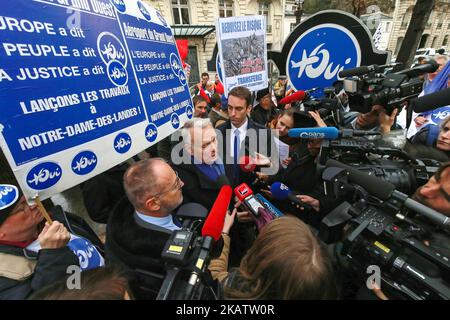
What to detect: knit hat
<box><xmin>256</xmin><ymin>87</ymin><xmax>270</xmax><ymax>101</ymax></box>
<box><xmin>0</xmin><ymin>184</ymin><xmax>22</xmax><ymax>225</ymax></box>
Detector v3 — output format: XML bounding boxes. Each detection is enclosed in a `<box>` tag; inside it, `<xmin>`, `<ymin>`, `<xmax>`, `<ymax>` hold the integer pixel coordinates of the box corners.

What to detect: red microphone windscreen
<box><xmin>201</xmin><ymin>185</ymin><xmax>232</xmax><ymax>241</ymax></box>
<box><xmin>279</xmin><ymin>90</ymin><xmax>306</xmax><ymax>105</ymax></box>
<box><xmin>239</xmin><ymin>155</ymin><xmax>256</xmax><ymax>172</ymax></box>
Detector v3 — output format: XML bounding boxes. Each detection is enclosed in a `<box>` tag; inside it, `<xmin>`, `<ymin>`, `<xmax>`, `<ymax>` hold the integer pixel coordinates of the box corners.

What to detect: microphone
<box><xmin>288</xmin><ymin>127</ymin><xmax>380</xmax><ymax>139</ymax></box>
<box><xmin>255</xmin><ymin>193</ymin><xmax>284</xmax><ymax>218</ymax></box>
<box><xmin>339</xmin><ymin>63</ymin><xmax>403</xmax><ymax>78</ymax></box>
<box><xmin>234</xmin><ymin>183</ymin><xmax>277</xmax><ymax>227</ymax></box>
<box><xmin>396</xmin><ymin>59</ymin><xmax>439</xmax><ymax>78</ymax></box>
<box><xmin>410</xmin><ymin>87</ymin><xmax>450</xmax><ymax>113</ymax></box>
<box><xmin>185</xmin><ymin>185</ymin><xmax>232</xmax><ymax>298</ymax></box>
<box><xmin>270</xmin><ymin>182</ymin><xmax>312</xmax><ymax>211</ymax></box>
<box><xmin>239</xmin><ymin>155</ymin><xmax>257</xmax><ymax>173</ymax></box>
<box><xmin>201</xmin><ymin>185</ymin><xmax>233</xmax><ymax>240</ymax></box>
<box><xmin>279</xmin><ymin>90</ymin><xmax>307</xmax><ymax>105</ymax></box>
<box><xmin>325</xmin><ymin>159</ymin><xmax>450</xmax><ymax>229</ymax></box>
<box><xmin>234</xmin><ymin>183</ymin><xmax>263</xmax><ymax>217</ymax></box>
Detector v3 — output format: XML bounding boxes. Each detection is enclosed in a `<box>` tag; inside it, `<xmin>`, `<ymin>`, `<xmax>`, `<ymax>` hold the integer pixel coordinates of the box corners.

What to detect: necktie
<box><xmin>233</xmin><ymin>129</ymin><xmax>240</xmax><ymax>185</ymax></box>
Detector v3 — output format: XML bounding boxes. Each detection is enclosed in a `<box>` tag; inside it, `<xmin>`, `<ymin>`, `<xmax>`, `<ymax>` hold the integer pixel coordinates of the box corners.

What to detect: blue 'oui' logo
<box><xmin>107</xmin><ymin>60</ymin><xmax>128</xmax><ymax>86</ymax></box>
<box><xmin>0</xmin><ymin>184</ymin><xmax>19</xmax><ymax>211</ymax></box>
<box><xmin>27</xmin><ymin>162</ymin><xmax>62</xmax><ymax>190</ymax></box>
<box><xmin>114</xmin><ymin>132</ymin><xmax>132</xmax><ymax>154</ymax></box>
<box><xmin>178</xmin><ymin>69</ymin><xmax>187</xmax><ymax>85</ymax></box>
<box><xmin>145</xmin><ymin>123</ymin><xmax>158</xmax><ymax>143</ymax></box>
<box><xmin>71</xmin><ymin>151</ymin><xmax>97</xmax><ymax>175</ymax></box>
<box><xmin>431</xmin><ymin>107</ymin><xmax>450</xmax><ymax>124</ymax></box>
<box><xmin>171</xmin><ymin>113</ymin><xmax>180</xmax><ymax>129</ymax></box>
<box><xmin>156</xmin><ymin>10</ymin><xmax>168</xmax><ymax>27</ymax></box>
<box><xmin>97</xmin><ymin>32</ymin><xmax>127</xmax><ymax>67</ymax></box>
<box><xmin>170</xmin><ymin>53</ymin><xmax>182</xmax><ymax>77</ymax></box>
<box><xmin>186</xmin><ymin>105</ymin><xmax>193</xmax><ymax>119</ymax></box>
<box><xmin>138</xmin><ymin>1</ymin><xmax>152</xmax><ymax>21</ymax></box>
<box><xmin>109</xmin><ymin>0</ymin><xmax>126</xmax><ymax>13</ymax></box>
<box><xmin>287</xmin><ymin>24</ymin><xmax>360</xmax><ymax>95</ymax></box>
<box><xmin>67</xmin><ymin>236</ymin><xmax>104</xmax><ymax>271</ymax></box>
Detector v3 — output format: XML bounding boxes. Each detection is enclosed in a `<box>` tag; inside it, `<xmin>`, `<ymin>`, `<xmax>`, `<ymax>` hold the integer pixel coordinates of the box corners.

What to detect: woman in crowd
<box><xmin>209</xmin><ymin>215</ymin><xmax>340</xmax><ymax>300</ymax></box>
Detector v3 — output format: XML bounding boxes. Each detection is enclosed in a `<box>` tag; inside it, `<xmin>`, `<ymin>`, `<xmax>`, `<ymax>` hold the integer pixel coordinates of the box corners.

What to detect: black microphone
<box><xmin>339</xmin><ymin>63</ymin><xmax>403</xmax><ymax>78</ymax></box>
<box><xmin>410</xmin><ymin>87</ymin><xmax>450</xmax><ymax>113</ymax></box>
<box><xmin>326</xmin><ymin>159</ymin><xmax>450</xmax><ymax>229</ymax></box>
<box><xmin>396</xmin><ymin>59</ymin><xmax>439</xmax><ymax>78</ymax></box>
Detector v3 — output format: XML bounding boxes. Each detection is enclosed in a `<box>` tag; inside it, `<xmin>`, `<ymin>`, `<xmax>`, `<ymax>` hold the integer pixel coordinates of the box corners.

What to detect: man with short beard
<box><xmin>105</xmin><ymin>158</ymin><xmax>185</xmax><ymax>298</ymax></box>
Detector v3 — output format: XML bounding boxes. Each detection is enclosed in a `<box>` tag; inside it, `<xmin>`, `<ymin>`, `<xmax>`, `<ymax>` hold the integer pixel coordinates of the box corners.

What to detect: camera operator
<box><xmin>346</xmin><ymin>104</ymin><xmax>401</xmax><ymax>133</ymax></box>
<box><xmin>299</xmin><ymin>161</ymin><xmax>450</xmax><ymax>300</ymax></box>
<box><xmin>380</xmin><ymin>109</ymin><xmax>450</xmax><ymax>162</ymax></box>
<box><xmin>105</xmin><ymin>158</ymin><xmax>185</xmax><ymax>298</ymax></box>
<box><xmin>208</xmin><ymin>215</ymin><xmax>340</xmax><ymax>299</ymax></box>
<box><xmin>259</xmin><ymin>110</ymin><xmax>324</xmax><ymax>193</ymax></box>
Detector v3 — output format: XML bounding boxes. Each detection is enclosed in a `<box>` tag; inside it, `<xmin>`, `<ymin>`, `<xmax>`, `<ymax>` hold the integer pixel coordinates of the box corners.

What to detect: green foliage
<box><xmin>302</xmin><ymin>0</ymin><xmax>395</xmax><ymax>16</ymax></box>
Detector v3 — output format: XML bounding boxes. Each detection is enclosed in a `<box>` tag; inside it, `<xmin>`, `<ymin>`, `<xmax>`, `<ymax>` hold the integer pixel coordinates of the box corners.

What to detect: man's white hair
<box><xmin>181</xmin><ymin>117</ymin><xmax>213</xmax><ymax>146</ymax></box>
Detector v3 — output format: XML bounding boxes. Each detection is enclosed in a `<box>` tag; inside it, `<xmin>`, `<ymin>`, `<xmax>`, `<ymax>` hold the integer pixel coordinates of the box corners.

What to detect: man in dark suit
<box><xmin>172</xmin><ymin>118</ymin><xmax>228</xmax><ymax>211</ymax></box>
<box><xmin>105</xmin><ymin>158</ymin><xmax>184</xmax><ymax>299</ymax></box>
<box><xmin>216</xmin><ymin>86</ymin><xmax>279</xmax><ymax>266</ymax></box>
<box><xmin>216</xmin><ymin>86</ymin><xmax>279</xmax><ymax>188</ymax></box>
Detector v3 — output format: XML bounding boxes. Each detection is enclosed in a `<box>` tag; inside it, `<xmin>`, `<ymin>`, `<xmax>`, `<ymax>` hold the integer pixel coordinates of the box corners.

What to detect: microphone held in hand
<box><xmin>201</xmin><ymin>185</ymin><xmax>233</xmax><ymax>241</ymax></box>
<box><xmin>270</xmin><ymin>182</ymin><xmax>312</xmax><ymax>211</ymax></box>
<box><xmin>279</xmin><ymin>90</ymin><xmax>307</xmax><ymax>105</ymax></box>
<box><xmin>288</xmin><ymin>127</ymin><xmax>381</xmax><ymax>139</ymax></box>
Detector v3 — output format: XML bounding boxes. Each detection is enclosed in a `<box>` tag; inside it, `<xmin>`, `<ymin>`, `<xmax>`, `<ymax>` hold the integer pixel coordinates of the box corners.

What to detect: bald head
<box><xmin>124</xmin><ymin>158</ymin><xmax>169</xmax><ymax>210</ymax></box>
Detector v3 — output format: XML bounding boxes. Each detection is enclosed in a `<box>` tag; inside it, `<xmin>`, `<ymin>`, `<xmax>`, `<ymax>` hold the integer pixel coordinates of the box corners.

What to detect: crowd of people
<box><xmin>1</xmin><ymin>54</ymin><xmax>450</xmax><ymax>300</ymax></box>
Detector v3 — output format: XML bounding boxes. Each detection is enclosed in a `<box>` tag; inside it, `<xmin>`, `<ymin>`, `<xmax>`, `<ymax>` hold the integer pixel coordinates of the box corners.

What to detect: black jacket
<box><xmin>216</xmin><ymin>117</ymin><xmax>279</xmax><ymax>188</ymax></box>
<box><xmin>81</xmin><ymin>164</ymin><xmax>128</xmax><ymax>224</ymax></box>
<box><xmin>172</xmin><ymin>162</ymin><xmax>224</xmax><ymax>211</ymax></box>
<box><xmin>250</xmin><ymin>104</ymin><xmax>278</xmax><ymax>127</ymax></box>
<box><xmin>0</xmin><ymin>206</ymin><xmax>102</xmax><ymax>300</ymax></box>
<box><xmin>105</xmin><ymin>197</ymin><xmax>172</xmax><ymax>298</ymax></box>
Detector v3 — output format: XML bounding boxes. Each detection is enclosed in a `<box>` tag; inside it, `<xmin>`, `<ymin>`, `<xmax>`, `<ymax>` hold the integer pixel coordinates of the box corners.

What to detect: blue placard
<box><xmin>0</xmin><ymin>0</ymin><xmax>192</xmax><ymax>200</ymax></box>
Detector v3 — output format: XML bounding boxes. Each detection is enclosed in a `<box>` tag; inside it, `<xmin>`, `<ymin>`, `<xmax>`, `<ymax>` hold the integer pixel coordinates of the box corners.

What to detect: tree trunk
<box><xmin>395</xmin><ymin>0</ymin><xmax>436</xmax><ymax>71</ymax></box>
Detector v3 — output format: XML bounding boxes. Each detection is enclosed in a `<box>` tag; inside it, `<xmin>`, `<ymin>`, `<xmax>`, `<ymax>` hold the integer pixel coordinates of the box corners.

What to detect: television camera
<box><xmin>319</xmin><ymin>159</ymin><xmax>450</xmax><ymax>300</ymax></box>
<box><xmin>340</xmin><ymin>60</ymin><xmax>439</xmax><ymax>114</ymax></box>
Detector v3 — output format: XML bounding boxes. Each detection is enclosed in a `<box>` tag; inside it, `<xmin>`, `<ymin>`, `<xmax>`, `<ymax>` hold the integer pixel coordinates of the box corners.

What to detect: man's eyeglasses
<box><xmin>151</xmin><ymin>172</ymin><xmax>182</xmax><ymax>198</ymax></box>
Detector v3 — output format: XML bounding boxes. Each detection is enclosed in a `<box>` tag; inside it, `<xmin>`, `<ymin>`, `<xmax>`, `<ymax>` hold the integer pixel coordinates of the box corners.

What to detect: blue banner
<box><xmin>0</xmin><ymin>0</ymin><xmax>192</xmax><ymax>199</ymax></box>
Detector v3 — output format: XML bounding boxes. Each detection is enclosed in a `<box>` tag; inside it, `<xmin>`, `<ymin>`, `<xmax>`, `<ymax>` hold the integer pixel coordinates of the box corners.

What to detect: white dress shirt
<box><xmin>230</xmin><ymin>118</ymin><xmax>248</xmax><ymax>159</ymax></box>
<box><xmin>135</xmin><ymin>211</ymin><xmax>181</xmax><ymax>231</ymax></box>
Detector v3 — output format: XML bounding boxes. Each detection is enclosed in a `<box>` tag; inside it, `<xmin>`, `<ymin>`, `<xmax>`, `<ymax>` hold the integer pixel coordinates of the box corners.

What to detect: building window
<box><xmin>259</xmin><ymin>1</ymin><xmax>271</xmax><ymax>33</ymax></box>
<box><xmin>394</xmin><ymin>36</ymin><xmax>404</xmax><ymax>56</ymax></box>
<box><xmin>172</xmin><ymin>0</ymin><xmax>190</xmax><ymax>25</ymax></box>
<box><xmin>385</xmin><ymin>22</ymin><xmax>390</xmax><ymax>32</ymax></box>
<box><xmin>437</xmin><ymin>13</ymin><xmax>444</xmax><ymax>29</ymax></box>
<box><xmin>219</xmin><ymin>0</ymin><xmax>234</xmax><ymax>18</ymax></box>
<box><xmin>443</xmin><ymin>35</ymin><xmax>449</xmax><ymax>47</ymax></box>
<box><xmin>290</xmin><ymin>23</ymin><xmax>296</xmax><ymax>32</ymax></box>
<box><xmin>431</xmin><ymin>36</ymin><xmax>438</xmax><ymax>48</ymax></box>
<box><xmin>401</xmin><ymin>7</ymin><xmax>412</xmax><ymax>29</ymax></box>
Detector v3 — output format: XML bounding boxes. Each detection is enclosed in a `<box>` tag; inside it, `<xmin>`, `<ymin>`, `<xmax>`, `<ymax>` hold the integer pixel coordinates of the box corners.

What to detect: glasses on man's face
<box><xmin>151</xmin><ymin>172</ymin><xmax>182</xmax><ymax>198</ymax></box>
